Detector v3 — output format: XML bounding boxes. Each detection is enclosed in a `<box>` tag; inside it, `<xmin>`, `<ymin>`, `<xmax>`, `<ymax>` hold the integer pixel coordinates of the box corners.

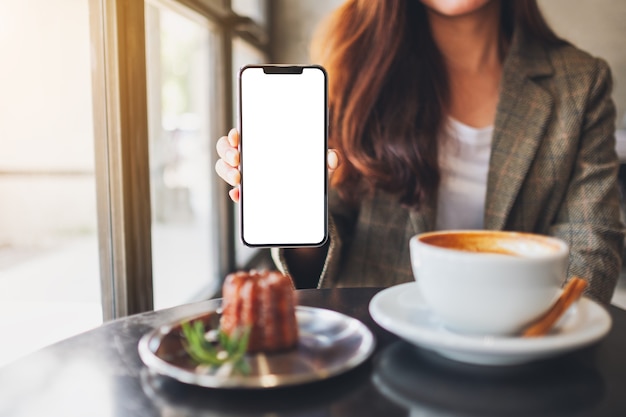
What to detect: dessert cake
<box><xmin>220</xmin><ymin>270</ymin><xmax>299</xmax><ymax>353</ymax></box>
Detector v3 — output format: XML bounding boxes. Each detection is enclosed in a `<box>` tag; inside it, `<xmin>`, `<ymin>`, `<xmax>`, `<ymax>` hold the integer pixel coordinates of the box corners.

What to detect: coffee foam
<box><xmin>419</xmin><ymin>231</ymin><xmax>561</xmax><ymax>257</ymax></box>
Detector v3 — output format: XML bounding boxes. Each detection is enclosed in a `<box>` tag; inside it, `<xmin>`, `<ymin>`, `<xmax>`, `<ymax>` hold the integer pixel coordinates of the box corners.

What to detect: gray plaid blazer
<box><xmin>274</xmin><ymin>28</ymin><xmax>625</xmax><ymax>305</ymax></box>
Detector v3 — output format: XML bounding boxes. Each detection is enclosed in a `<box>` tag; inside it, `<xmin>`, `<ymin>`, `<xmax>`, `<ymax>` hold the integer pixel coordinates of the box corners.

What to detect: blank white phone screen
<box><xmin>240</xmin><ymin>66</ymin><xmax>327</xmax><ymax>246</ymax></box>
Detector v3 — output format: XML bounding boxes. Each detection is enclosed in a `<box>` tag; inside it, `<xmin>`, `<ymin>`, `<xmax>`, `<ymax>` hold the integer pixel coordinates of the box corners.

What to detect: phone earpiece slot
<box><xmin>262</xmin><ymin>66</ymin><xmax>304</xmax><ymax>74</ymax></box>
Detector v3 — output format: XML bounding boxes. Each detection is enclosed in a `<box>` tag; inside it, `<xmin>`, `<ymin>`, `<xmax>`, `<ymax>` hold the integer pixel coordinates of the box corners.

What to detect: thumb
<box><xmin>327</xmin><ymin>149</ymin><xmax>340</xmax><ymax>179</ymax></box>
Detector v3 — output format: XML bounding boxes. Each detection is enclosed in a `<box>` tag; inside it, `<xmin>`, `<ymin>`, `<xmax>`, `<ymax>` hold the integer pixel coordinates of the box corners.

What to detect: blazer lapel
<box><xmin>484</xmin><ymin>30</ymin><xmax>554</xmax><ymax>230</ymax></box>
<box><xmin>408</xmin><ymin>196</ymin><xmax>437</xmax><ymax>234</ymax></box>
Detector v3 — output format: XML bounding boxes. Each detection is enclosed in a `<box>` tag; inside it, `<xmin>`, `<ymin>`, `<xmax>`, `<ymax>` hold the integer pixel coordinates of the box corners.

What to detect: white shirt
<box><xmin>436</xmin><ymin>117</ymin><xmax>493</xmax><ymax>230</ymax></box>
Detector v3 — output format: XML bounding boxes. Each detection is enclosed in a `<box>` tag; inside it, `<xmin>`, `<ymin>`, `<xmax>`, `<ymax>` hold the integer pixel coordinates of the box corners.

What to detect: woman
<box><xmin>216</xmin><ymin>0</ymin><xmax>624</xmax><ymax>304</ymax></box>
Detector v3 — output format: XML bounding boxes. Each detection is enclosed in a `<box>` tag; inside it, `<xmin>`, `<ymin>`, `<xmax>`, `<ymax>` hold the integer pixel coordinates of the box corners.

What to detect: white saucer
<box><xmin>369</xmin><ymin>282</ymin><xmax>612</xmax><ymax>366</ymax></box>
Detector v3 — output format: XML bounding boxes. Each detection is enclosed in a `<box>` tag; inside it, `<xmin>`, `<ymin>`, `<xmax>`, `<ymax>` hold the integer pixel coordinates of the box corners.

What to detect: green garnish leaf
<box><xmin>181</xmin><ymin>320</ymin><xmax>251</xmax><ymax>376</ymax></box>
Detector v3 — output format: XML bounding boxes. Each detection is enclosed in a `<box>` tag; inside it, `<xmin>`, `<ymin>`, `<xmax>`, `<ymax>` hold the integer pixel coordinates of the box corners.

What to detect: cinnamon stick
<box><xmin>522</xmin><ymin>277</ymin><xmax>588</xmax><ymax>338</ymax></box>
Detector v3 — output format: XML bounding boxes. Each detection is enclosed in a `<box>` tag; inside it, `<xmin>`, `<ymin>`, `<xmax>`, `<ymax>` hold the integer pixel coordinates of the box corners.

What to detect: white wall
<box><xmin>271</xmin><ymin>0</ymin><xmax>343</xmax><ymax>64</ymax></box>
<box><xmin>538</xmin><ymin>0</ymin><xmax>626</xmax><ymax>128</ymax></box>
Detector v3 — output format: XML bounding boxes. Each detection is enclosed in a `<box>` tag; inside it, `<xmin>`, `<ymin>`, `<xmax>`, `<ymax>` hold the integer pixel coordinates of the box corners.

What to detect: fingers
<box><xmin>216</xmin><ymin>129</ymin><xmax>241</xmax><ymax>201</ymax></box>
<box><xmin>215</xmin><ymin>159</ymin><xmax>241</xmax><ymax>186</ymax></box>
<box><xmin>228</xmin><ymin>128</ymin><xmax>239</xmax><ymax>147</ymax></box>
<box><xmin>228</xmin><ymin>187</ymin><xmax>240</xmax><ymax>203</ymax></box>
<box><xmin>216</xmin><ymin>128</ymin><xmax>241</xmax><ymax>187</ymax></box>
<box><xmin>216</xmin><ymin>135</ymin><xmax>239</xmax><ymax>167</ymax></box>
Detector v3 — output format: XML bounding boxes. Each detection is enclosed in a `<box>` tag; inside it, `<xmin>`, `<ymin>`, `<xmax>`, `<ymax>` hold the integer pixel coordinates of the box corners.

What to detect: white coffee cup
<box><xmin>409</xmin><ymin>230</ymin><xmax>569</xmax><ymax>335</ymax></box>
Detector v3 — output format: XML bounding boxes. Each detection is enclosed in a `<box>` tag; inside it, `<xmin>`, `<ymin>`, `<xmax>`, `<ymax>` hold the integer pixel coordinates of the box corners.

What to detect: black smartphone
<box><xmin>238</xmin><ymin>65</ymin><xmax>328</xmax><ymax>247</ymax></box>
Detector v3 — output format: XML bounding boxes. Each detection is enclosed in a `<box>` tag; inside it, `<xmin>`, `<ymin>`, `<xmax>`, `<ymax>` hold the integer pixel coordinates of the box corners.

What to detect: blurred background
<box><xmin>0</xmin><ymin>0</ymin><xmax>624</xmax><ymax>367</ymax></box>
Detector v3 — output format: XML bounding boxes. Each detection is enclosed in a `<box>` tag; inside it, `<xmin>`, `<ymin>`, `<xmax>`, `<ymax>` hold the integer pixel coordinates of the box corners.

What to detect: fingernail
<box><xmin>228</xmin><ymin>129</ymin><xmax>238</xmax><ymax>144</ymax></box>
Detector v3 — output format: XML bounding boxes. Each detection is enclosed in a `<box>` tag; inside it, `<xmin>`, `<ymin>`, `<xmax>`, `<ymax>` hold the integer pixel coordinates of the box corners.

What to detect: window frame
<box><xmin>89</xmin><ymin>0</ymin><xmax>269</xmax><ymax>319</ymax></box>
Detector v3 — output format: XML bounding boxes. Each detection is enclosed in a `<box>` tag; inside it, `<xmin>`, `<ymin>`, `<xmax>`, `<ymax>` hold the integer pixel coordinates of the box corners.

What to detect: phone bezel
<box><xmin>238</xmin><ymin>64</ymin><xmax>329</xmax><ymax>248</ymax></box>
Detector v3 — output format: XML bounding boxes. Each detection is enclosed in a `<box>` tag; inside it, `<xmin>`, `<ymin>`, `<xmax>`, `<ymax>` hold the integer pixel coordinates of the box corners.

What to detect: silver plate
<box><xmin>138</xmin><ymin>306</ymin><xmax>375</xmax><ymax>389</ymax></box>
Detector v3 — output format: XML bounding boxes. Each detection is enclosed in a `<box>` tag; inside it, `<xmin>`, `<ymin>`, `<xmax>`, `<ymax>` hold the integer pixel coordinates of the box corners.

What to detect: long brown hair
<box><xmin>312</xmin><ymin>0</ymin><xmax>561</xmax><ymax>208</ymax></box>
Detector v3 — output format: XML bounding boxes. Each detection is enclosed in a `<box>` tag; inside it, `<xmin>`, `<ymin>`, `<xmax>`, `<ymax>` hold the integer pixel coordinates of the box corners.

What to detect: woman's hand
<box><xmin>215</xmin><ymin>128</ymin><xmax>241</xmax><ymax>202</ymax></box>
<box><xmin>215</xmin><ymin>128</ymin><xmax>340</xmax><ymax>203</ymax></box>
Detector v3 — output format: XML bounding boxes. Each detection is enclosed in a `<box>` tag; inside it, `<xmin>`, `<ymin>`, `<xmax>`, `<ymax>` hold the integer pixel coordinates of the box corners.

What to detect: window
<box><xmin>145</xmin><ymin>3</ymin><xmax>218</xmax><ymax>309</ymax></box>
<box><xmin>90</xmin><ymin>0</ymin><xmax>270</xmax><ymax>320</ymax></box>
<box><xmin>0</xmin><ymin>0</ymin><xmax>269</xmax><ymax>367</ymax></box>
<box><xmin>0</xmin><ymin>0</ymin><xmax>101</xmax><ymax>366</ymax></box>
<box><xmin>232</xmin><ymin>0</ymin><xmax>268</xmax><ymax>27</ymax></box>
